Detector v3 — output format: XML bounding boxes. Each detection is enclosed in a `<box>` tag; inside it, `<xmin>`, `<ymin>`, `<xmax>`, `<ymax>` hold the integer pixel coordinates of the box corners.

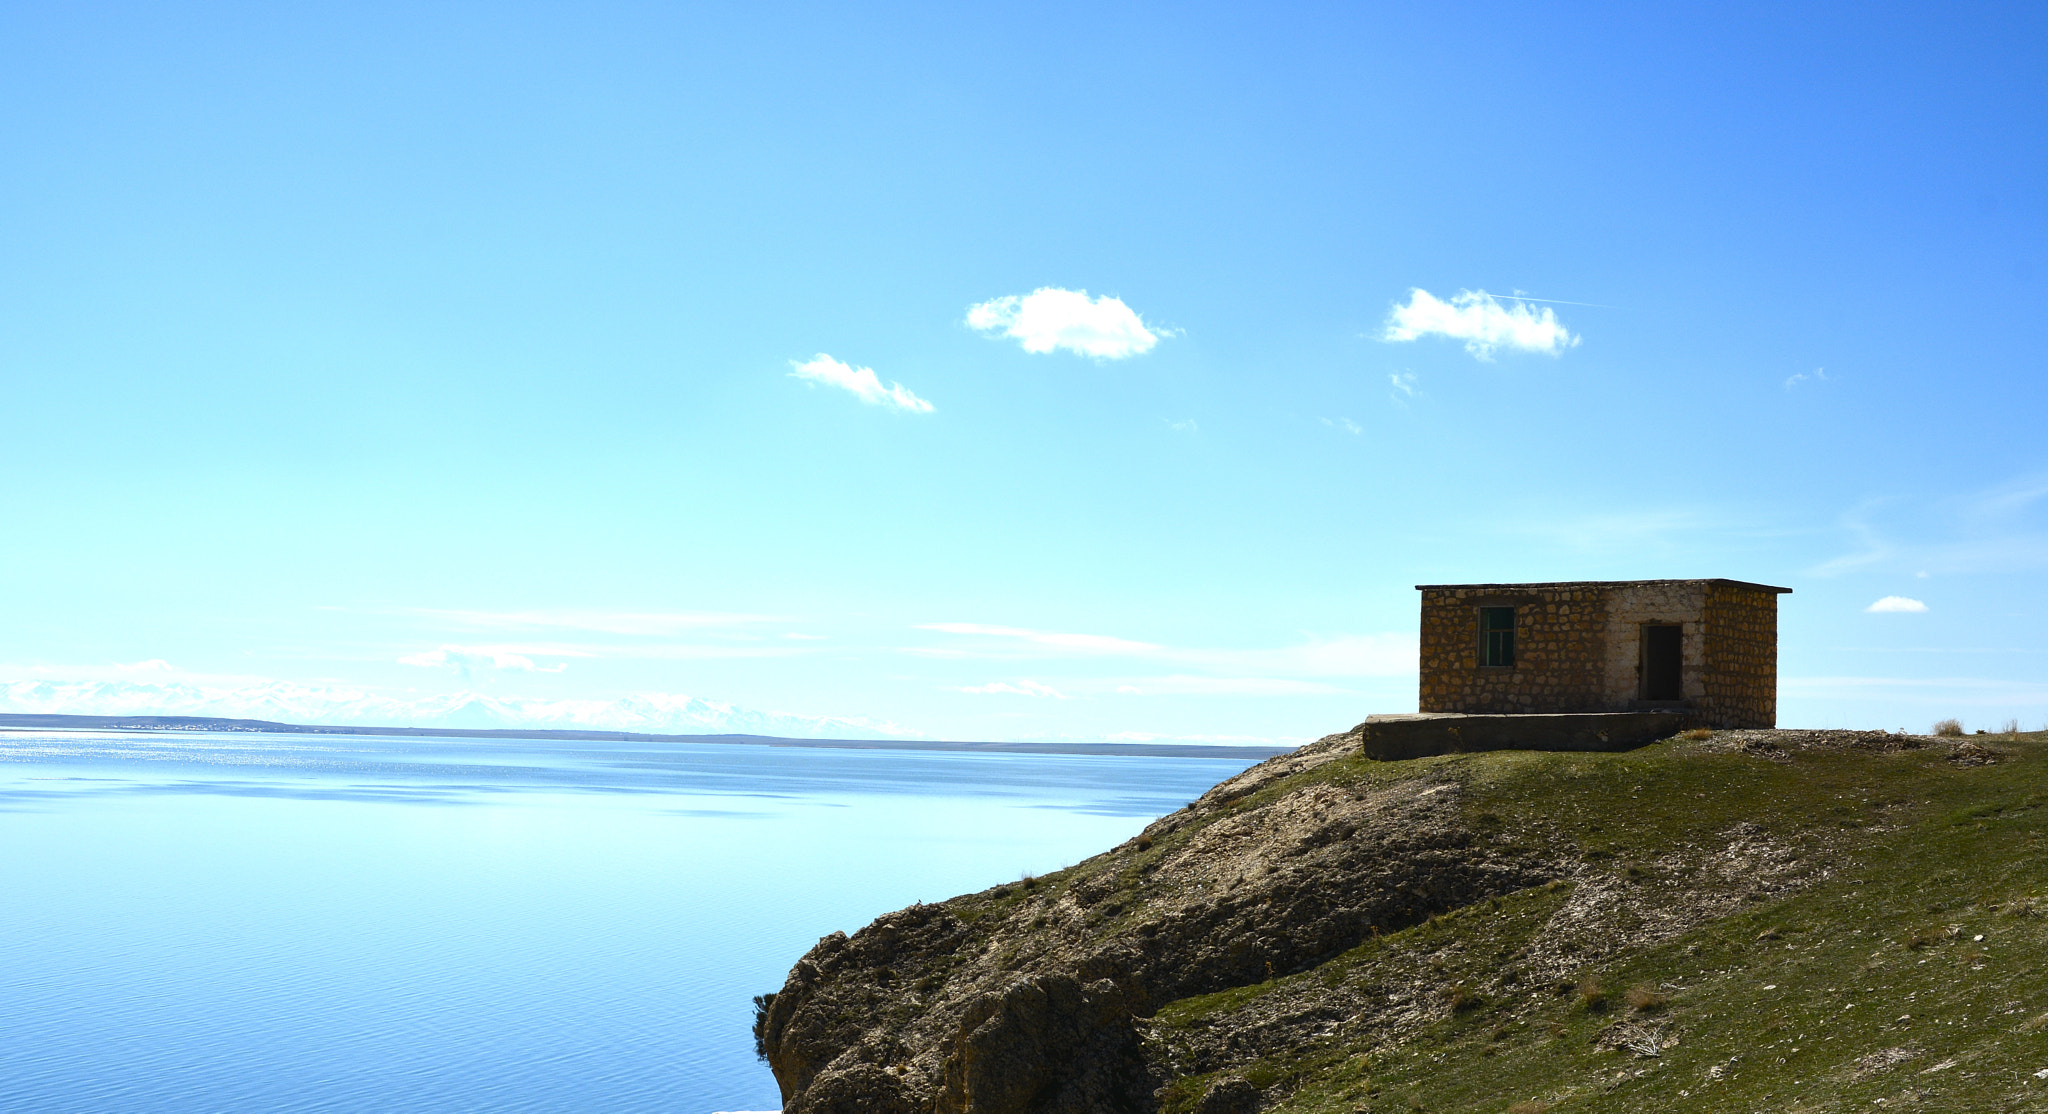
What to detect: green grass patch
<box><xmin>1145</xmin><ymin>735</ymin><xmax>2048</xmax><ymax>1112</ymax></box>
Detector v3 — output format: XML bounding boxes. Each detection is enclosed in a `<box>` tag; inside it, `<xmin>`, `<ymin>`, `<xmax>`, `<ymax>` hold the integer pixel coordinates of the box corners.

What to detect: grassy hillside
<box><xmin>1145</xmin><ymin>729</ymin><xmax>2048</xmax><ymax>1113</ymax></box>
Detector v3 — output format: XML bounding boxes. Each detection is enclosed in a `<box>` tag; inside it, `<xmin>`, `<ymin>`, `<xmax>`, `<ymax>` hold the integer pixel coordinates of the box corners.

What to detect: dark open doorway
<box><xmin>1642</xmin><ymin>624</ymin><xmax>1683</xmax><ymax>701</ymax></box>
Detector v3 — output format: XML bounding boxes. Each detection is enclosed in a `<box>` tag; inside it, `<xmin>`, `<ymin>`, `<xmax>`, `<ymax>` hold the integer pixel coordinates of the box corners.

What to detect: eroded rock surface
<box><xmin>759</xmin><ymin>729</ymin><xmax>1554</xmax><ymax>1112</ymax></box>
<box><xmin>756</xmin><ymin>728</ymin><xmax>1927</xmax><ymax>1112</ymax></box>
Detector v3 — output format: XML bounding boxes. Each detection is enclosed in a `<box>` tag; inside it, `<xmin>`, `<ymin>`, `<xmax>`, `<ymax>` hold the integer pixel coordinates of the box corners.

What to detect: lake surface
<box><xmin>0</xmin><ymin>730</ymin><xmax>1256</xmax><ymax>1112</ymax></box>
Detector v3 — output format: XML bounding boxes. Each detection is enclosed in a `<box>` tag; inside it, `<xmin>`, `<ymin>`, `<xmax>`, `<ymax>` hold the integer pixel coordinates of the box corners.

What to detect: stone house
<box><xmin>1415</xmin><ymin>579</ymin><xmax>1790</xmax><ymax>728</ymax></box>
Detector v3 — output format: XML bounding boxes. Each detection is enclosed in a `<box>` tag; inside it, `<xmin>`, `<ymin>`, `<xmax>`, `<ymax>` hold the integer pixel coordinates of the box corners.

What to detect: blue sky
<box><xmin>3</xmin><ymin>1</ymin><xmax>2043</xmax><ymax>742</ymax></box>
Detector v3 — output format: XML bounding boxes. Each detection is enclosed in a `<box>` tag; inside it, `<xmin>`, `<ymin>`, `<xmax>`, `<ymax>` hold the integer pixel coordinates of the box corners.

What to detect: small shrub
<box><xmin>1444</xmin><ymin>983</ymin><xmax>1482</xmax><ymax>1011</ymax></box>
<box><xmin>1678</xmin><ymin>728</ymin><xmax>1713</xmax><ymax>741</ymax></box>
<box><xmin>1933</xmin><ymin>718</ymin><xmax>1964</xmax><ymax>737</ymax></box>
<box><xmin>2002</xmin><ymin>718</ymin><xmax>2021</xmax><ymax>737</ymax></box>
<box><xmin>1021</xmin><ymin>874</ymin><xmax>1038</xmax><ymax>889</ymax></box>
<box><xmin>1624</xmin><ymin>984</ymin><xmax>1668</xmax><ymax>1012</ymax></box>
<box><xmin>751</xmin><ymin>993</ymin><xmax>776</xmax><ymax>1061</ymax></box>
<box><xmin>1136</xmin><ymin>834</ymin><xmax>1153</xmax><ymax>851</ymax></box>
<box><xmin>1576</xmin><ymin>975</ymin><xmax>1608</xmax><ymax>1012</ymax></box>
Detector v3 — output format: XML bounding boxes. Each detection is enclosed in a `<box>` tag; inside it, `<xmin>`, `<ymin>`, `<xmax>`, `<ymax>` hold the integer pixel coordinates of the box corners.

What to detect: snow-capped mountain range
<box><xmin>0</xmin><ymin>678</ymin><xmax>911</xmax><ymax>739</ymax></box>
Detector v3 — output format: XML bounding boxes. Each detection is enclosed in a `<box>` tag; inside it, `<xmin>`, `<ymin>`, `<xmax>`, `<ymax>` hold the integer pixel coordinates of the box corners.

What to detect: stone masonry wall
<box><xmin>1596</xmin><ymin>581</ymin><xmax>1708</xmax><ymax>706</ymax></box>
<box><xmin>1418</xmin><ymin>585</ymin><xmax>1609</xmax><ymax>714</ymax></box>
<box><xmin>1418</xmin><ymin>579</ymin><xmax>1784</xmax><ymax>726</ymax></box>
<box><xmin>1699</xmin><ymin>581</ymin><xmax>1780</xmax><ymax>727</ymax></box>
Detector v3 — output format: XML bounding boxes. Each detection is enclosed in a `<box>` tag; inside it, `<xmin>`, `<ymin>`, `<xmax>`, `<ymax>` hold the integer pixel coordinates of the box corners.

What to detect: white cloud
<box><xmin>790</xmin><ymin>353</ymin><xmax>934</xmax><ymax>413</ymax></box>
<box><xmin>966</xmin><ymin>288</ymin><xmax>1163</xmax><ymax>359</ymax></box>
<box><xmin>398</xmin><ymin>645</ymin><xmax>568</xmax><ymax>673</ymax></box>
<box><xmin>957</xmin><ymin>680</ymin><xmax>1067</xmax><ymax>698</ymax></box>
<box><xmin>1784</xmin><ymin>367</ymin><xmax>1831</xmax><ymax>390</ymax></box>
<box><xmin>1967</xmin><ymin>472</ymin><xmax>2048</xmax><ymax>519</ymax></box>
<box><xmin>1388</xmin><ymin>373</ymin><xmax>1417</xmax><ymax>398</ymax></box>
<box><xmin>114</xmin><ymin>658</ymin><xmax>177</xmax><ymax>675</ymax></box>
<box><xmin>1865</xmin><ymin>596</ymin><xmax>1929</xmax><ymax>613</ymax></box>
<box><xmin>400</xmin><ymin>608</ymin><xmax>776</xmax><ymax>636</ymax></box>
<box><xmin>916</xmin><ymin>622</ymin><xmax>1162</xmax><ymax>656</ymax></box>
<box><xmin>1200</xmin><ymin>633</ymin><xmax>1416</xmax><ymax>678</ymax></box>
<box><xmin>1321</xmin><ymin>416</ymin><xmax>1364</xmax><ymax>434</ymax></box>
<box><xmin>915</xmin><ymin>624</ymin><xmax>1415</xmax><ymax>680</ymax></box>
<box><xmin>1111</xmin><ymin>675</ymin><xmax>1354</xmax><ymax>696</ymax></box>
<box><xmin>1166</xmin><ymin>418</ymin><xmax>1199</xmax><ymax>433</ymax></box>
<box><xmin>1381</xmin><ymin>288</ymin><xmax>1580</xmax><ymax>360</ymax></box>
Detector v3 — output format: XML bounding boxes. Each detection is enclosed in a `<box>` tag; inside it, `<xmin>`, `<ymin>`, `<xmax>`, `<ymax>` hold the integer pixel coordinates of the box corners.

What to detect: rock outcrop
<box><xmin>755</xmin><ymin>727</ymin><xmax>2012</xmax><ymax>1112</ymax></box>
<box><xmin>757</xmin><ymin>728</ymin><xmax>1555</xmax><ymax>1112</ymax></box>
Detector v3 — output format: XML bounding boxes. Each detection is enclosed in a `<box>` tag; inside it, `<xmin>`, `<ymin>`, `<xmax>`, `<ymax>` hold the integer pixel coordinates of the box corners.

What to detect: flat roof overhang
<box><xmin>1414</xmin><ymin>578</ymin><xmax>1791</xmax><ymax>594</ymax></box>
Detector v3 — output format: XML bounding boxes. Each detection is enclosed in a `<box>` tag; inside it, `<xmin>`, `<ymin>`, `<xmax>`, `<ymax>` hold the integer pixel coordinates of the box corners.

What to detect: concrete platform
<box><xmin>1355</xmin><ymin>711</ymin><xmax>1690</xmax><ymax>761</ymax></box>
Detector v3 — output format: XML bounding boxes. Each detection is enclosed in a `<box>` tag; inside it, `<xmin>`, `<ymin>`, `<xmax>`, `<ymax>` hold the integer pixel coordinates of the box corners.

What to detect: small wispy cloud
<box><xmin>1784</xmin><ymin>367</ymin><xmax>1831</xmax><ymax>390</ymax></box>
<box><xmin>790</xmin><ymin>353</ymin><xmax>934</xmax><ymax>413</ymax></box>
<box><xmin>1165</xmin><ymin>417</ymin><xmax>1199</xmax><ymax>433</ymax></box>
<box><xmin>957</xmin><ymin>679</ymin><xmax>1067</xmax><ymax>698</ymax></box>
<box><xmin>915</xmin><ymin>624</ymin><xmax>1415</xmax><ymax>681</ymax></box>
<box><xmin>1111</xmin><ymin>676</ymin><xmax>1354</xmax><ymax>696</ymax></box>
<box><xmin>398</xmin><ymin>645</ymin><xmax>568</xmax><ymax>673</ymax></box>
<box><xmin>1966</xmin><ymin>472</ymin><xmax>2048</xmax><ymax>519</ymax></box>
<box><xmin>1320</xmin><ymin>416</ymin><xmax>1363</xmax><ymax>434</ymax></box>
<box><xmin>966</xmin><ymin>288</ymin><xmax>1163</xmax><ymax>359</ymax></box>
<box><xmin>1865</xmin><ymin>596</ymin><xmax>1929</xmax><ymax>613</ymax></box>
<box><xmin>1388</xmin><ymin>372</ymin><xmax>1417</xmax><ymax>398</ymax></box>
<box><xmin>917</xmin><ymin>622</ymin><xmax>1162</xmax><ymax>656</ymax></box>
<box><xmin>401</xmin><ymin>608</ymin><xmax>775</xmax><ymax>637</ymax></box>
<box><xmin>1382</xmin><ymin>288</ymin><xmax>1580</xmax><ymax>360</ymax></box>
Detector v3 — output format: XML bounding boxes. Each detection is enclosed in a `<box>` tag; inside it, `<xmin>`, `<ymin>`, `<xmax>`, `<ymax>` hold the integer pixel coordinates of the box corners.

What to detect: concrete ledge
<box><xmin>1356</xmin><ymin>711</ymin><xmax>1690</xmax><ymax>761</ymax></box>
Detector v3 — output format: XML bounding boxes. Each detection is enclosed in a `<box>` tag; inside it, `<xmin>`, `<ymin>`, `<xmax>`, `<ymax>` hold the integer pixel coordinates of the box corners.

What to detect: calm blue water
<box><xmin>0</xmin><ymin>730</ymin><xmax>1254</xmax><ymax>1112</ymax></box>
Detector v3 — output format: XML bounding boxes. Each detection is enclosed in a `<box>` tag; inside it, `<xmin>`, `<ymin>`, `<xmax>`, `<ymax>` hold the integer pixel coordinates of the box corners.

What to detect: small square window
<box><xmin>1479</xmin><ymin>607</ymin><xmax>1515</xmax><ymax>667</ymax></box>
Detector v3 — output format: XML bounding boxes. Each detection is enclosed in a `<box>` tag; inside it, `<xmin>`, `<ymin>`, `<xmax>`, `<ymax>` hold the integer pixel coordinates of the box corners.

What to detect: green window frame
<box><xmin>1479</xmin><ymin>607</ymin><xmax>1516</xmax><ymax>667</ymax></box>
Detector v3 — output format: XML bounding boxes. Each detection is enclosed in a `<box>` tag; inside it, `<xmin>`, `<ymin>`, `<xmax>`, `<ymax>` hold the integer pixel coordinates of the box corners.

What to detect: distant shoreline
<box><xmin>0</xmin><ymin>713</ymin><xmax>1294</xmax><ymax>760</ymax></box>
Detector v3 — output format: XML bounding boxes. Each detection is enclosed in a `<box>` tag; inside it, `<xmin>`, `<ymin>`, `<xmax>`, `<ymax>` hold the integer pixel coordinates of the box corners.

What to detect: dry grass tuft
<box><xmin>1575</xmin><ymin>974</ymin><xmax>1607</xmax><ymax>1012</ymax></box>
<box><xmin>1506</xmin><ymin>1102</ymin><xmax>1551</xmax><ymax>1114</ymax></box>
<box><xmin>1623</xmin><ymin>983</ymin><xmax>1668</xmax><ymax>1012</ymax></box>
<box><xmin>1678</xmin><ymin>728</ymin><xmax>1714</xmax><ymax>741</ymax></box>
<box><xmin>1932</xmin><ymin>718</ymin><xmax>1964</xmax><ymax>737</ymax></box>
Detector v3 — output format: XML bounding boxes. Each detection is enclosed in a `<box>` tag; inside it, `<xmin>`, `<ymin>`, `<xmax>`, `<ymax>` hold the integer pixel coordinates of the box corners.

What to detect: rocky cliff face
<box><xmin>757</xmin><ymin>728</ymin><xmax>1559</xmax><ymax>1112</ymax></box>
<box><xmin>754</xmin><ymin>727</ymin><xmax>1988</xmax><ymax>1112</ymax></box>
